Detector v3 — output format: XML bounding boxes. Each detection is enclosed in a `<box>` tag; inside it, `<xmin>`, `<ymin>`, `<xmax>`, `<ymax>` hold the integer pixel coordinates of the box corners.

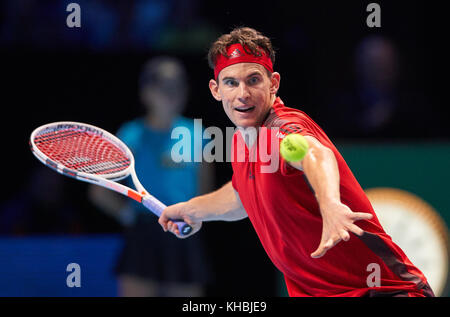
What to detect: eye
<box><xmin>248</xmin><ymin>76</ymin><xmax>260</xmax><ymax>85</ymax></box>
<box><xmin>224</xmin><ymin>79</ymin><xmax>238</xmax><ymax>87</ymax></box>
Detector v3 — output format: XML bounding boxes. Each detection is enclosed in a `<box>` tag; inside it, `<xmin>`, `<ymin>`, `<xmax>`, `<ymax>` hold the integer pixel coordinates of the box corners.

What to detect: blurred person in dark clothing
<box><xmin>322</xmin><ymin>35</ymin><xmax>431</xmax><ymax>139</ymax></box>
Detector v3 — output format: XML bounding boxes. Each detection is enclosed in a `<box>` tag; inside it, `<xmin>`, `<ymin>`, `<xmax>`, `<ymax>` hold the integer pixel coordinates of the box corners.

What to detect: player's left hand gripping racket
<box><xmin>29</xmin><ymin>121</ymin><xmax>192</xmax><ymax>236</ymax></box>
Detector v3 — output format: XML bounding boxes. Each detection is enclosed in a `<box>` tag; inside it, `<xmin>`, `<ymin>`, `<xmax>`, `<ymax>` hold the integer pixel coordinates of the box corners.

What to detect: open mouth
<box><xmin>234</xmin><ymin>106</ymin><xmax>255</xmax><ymax>113</ymax></box>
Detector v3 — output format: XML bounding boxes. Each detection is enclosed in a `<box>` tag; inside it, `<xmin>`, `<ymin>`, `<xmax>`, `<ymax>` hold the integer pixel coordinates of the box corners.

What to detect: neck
<box><xmin>270</xmin><ymin>94</ymin><xmax>277</xmax><ymax>104</ymax></box>
<box><xmin>260</xmin><ymin>94</ymin><xmax>276</xmax><ymax>124</ymax></box>
<box><xmin>146</xmin><ymin>114</ymin><xmax>174</xmax><ymax>131</ymax></box>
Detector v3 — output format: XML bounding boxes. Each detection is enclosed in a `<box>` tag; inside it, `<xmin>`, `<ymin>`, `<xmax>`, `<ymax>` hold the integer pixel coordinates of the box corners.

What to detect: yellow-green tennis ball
<box><xmin>280</xmin><ymin>134</ymin><xmax>309</xmax><ymax>162</ymax></box>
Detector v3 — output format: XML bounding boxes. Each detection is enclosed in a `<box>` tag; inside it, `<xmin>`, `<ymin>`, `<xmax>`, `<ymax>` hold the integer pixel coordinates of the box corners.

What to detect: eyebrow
<box><xmin>246</xmin><ymin>72</ymin><xmax>263</xmax><ymax>78</ymax></box>
<box><xmin>221</xmin><ymin>76</ymin><xmax>236</xmax><ymax>82</ymax></box>
<box><xmin>221</xmin><ymin>72</ymin><xmax>263</xmax><ymax>82</ymax></box>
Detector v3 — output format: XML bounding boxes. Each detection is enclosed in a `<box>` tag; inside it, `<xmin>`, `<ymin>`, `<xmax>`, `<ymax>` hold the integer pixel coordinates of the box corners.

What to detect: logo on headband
<box><xmin>230</xmin><ymin>48</ymin><xmax>243</xmax><ymax>59</ymax></box>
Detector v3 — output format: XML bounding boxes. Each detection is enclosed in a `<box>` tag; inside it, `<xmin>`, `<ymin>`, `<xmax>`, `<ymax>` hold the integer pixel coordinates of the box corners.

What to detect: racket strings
<box><xmin>34</xmin><ymin>128</ymin><xmax>131</xmax><ymax>175</ymax></box>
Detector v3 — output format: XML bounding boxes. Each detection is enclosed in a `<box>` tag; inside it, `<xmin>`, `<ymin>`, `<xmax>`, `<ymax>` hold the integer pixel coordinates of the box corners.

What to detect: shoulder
<box><xmin>117</xmin><ymin>118</ymin><xmax>145</xmax><ymax>135</ymax></box>
<box><xmin>116</xmin><ymin>118</ymin><xmax>146</xmax><ymax>147</ymax></box>
<box><xmin>265</xmin><ymin>100</ymin><xmax>330</xmax><ymax>145</ymax></box>
<box><xmin>264</xmin><ymin>103</ymin><xmax>314</xmax><ymax>131</ymax></box>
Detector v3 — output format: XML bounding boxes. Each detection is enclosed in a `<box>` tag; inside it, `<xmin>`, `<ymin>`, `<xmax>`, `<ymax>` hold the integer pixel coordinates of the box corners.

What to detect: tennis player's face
<box><xmin>209</xmin><ymin>63</ymin><xmax>280</xmax><ymax>128</ymax></box>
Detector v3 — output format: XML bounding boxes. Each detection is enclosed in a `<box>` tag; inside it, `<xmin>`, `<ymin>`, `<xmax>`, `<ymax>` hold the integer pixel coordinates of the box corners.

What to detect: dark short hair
<box><xmin>207</xmin><ymin>27</ymin><xmax>276</xmax><ymax>73</ymax></box>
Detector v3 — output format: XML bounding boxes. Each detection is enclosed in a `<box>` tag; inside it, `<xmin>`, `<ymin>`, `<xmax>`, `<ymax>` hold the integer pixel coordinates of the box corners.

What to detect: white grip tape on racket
<box><xmin>141</xmin><ymin>195</ymin><xmax>192</xmax><ymax>235</ymax></box>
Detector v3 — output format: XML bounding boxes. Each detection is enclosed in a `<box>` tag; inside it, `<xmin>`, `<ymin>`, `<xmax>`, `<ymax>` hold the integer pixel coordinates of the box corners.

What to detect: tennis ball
<box><xmin>280</xmin><ymin>134</ymin><xmax>309</xmax><ymax>162</ymax></box>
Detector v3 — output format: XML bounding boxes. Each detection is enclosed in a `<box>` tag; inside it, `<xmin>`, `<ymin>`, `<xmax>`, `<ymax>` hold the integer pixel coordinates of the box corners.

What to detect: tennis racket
<box><xmin>29</xmin><ymin>121</ymin><xmax>192</xmax><ymax>236</ymax></box>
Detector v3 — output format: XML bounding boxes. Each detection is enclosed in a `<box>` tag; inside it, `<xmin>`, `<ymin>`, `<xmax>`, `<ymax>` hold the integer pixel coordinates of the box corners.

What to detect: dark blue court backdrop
<box><xmin>0</xmin><ymin>235</ymin><xmax>122</xmax><ymax>296</ymax></box>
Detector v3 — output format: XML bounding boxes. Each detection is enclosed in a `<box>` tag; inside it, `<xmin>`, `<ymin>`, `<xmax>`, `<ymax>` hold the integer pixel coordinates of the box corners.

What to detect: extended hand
<box><xmin>158</xmin><ymin>201</ymin><xmax>203</xmax><ymax>239</ymax></box>
<box><xmin>311</xmin><ymin>201</ymin><xmax>373</xmax><ymax>258</ymax></box>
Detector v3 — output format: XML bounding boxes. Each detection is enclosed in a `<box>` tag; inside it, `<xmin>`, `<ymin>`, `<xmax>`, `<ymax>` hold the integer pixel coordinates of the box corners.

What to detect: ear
<box><xmin>269</xmin><ymin>72</ymin><xmax>281</xmax><ymax>95</ymax></box>
<box><xmin>209</xmin><ymin>79</ymin><xmax>222</xmax><ymax>101</ymax></box>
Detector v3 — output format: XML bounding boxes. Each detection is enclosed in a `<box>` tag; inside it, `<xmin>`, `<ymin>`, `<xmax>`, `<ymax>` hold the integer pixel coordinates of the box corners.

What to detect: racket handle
<box><xmin>141</xmin><ymin>195</ymin><xmax>193</xmax><ymax>236</ymax></box>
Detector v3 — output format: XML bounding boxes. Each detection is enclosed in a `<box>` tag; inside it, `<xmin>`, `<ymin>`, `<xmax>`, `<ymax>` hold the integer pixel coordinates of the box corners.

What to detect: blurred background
<box><xmin>0</xmin><ymin>0</ymin><xmax>448</xmax><ymax>296</ymax></box>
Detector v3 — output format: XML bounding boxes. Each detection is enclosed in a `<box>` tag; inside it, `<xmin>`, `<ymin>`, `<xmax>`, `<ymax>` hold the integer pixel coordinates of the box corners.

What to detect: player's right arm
<box><xmin>158</xmin><ymin>180</ymin><xmax>247</xmax><ymax>238</ymax></box>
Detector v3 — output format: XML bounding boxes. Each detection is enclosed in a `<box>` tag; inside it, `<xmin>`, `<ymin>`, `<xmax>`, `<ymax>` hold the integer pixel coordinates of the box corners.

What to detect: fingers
<box><xmin>347</xmin><ymin>212</ymin><xmax>371</xmax><ymax>236</ymax></box>
<box><xmin>166</xmin><ymin>220</ymin><xmax>202</xmax><ymax>239</ymax></box>
<box><xmin>311</xmin><ymin>210</ymin><xmax>373</xmax><ymax>259</ymax></box>
<box><xmin>159</xmin><ymin>205</ymin><xmax>202</xmax><ymax>239</ymax></box>
<box><xmin>158</xmin><ymin>203</ymin><xmax>185</xmax><ymax>232</ymax></box>
<box><xmin>311</xmin><ymin>225</ymin><xmax>367</xmax><ymax>258</ymax></box>
<box><xmin>166</xmin><ymin>220</ymin><xmax>178</xmax><ymax>234</ymax></box>
<box><xmin>311</xmin><ymin>243</ymin><xmax>331</xmax><ymax>258</ymax></box>
<box><xmin>158</xmin><ymin>215</ymin><xmax>168</xmax><ymax>232</ymax></box>
<box><xmin>350</xmin><ymin>212</ymin><xmax>373</xmax><ymax>221</ymax></box>
<box><xmin>158</xmin><ymin>212</ymin><xmax>171</xmax><ymax>232</ymax></box>
<box><xmin>311</xmin><ymin>228</ymin><xmax>353</xmax><ymax>258</ymax></box>
<box><xmin>311</xmin><ymin>237</ymin><xmax>340</xmax><ymax>258</ymax></box>
<box><xmin>340</xmin><ymin>229</ymin><xmax>350</xmax><ymax>242</ymax></box>
<box><xmin>347</xmin><ymin>223</ymin><xmax>364</xmax><ymax>236</ymax></box>
<box><xmin>310</xmin><ymin>248</ymin><xmax>325</xmax><ymax>259</ymax></box>
<box><xmin>159</xmin><ymin>215</ymin><xmax>185</xmax><ymax>237</ymax></box>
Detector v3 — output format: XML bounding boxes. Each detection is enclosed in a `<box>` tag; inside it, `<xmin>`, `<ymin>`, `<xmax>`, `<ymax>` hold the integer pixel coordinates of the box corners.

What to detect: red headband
<box><xmin>214</xmin><ymin>43</ymin><xmax>273</xmax><ymax>80</ymax></box>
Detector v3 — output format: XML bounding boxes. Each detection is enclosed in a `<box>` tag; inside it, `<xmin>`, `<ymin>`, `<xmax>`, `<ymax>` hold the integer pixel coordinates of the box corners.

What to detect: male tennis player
<box><xmin>159</xmin><ymin>27</ymin><xmax>434</xmax><ymax>297</ymax></box>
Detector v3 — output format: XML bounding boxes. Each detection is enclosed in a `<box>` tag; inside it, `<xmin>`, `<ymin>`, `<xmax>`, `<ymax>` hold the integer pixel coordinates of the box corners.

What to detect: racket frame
<box><xmin>30</xmin><ymin>121</ymin><xmax>191</xmax><ymax>234</ymax></box>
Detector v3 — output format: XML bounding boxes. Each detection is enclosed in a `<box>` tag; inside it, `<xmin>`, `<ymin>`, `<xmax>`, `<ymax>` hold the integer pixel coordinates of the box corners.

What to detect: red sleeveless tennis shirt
<box><xmin>231</xmin><ymin>97</ymin><xmax>432</xmax><ymax>297</ymax></box>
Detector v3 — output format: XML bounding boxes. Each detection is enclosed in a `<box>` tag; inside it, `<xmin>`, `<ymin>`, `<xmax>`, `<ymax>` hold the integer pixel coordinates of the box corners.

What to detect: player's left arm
<box><xmin>288</xmin><ymin>135</ymin><xmax>373</xmax><ymax>259</ymax></box>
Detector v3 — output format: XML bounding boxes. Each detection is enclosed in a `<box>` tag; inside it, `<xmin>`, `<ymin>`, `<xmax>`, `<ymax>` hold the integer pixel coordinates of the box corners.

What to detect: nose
<box><xmin>237</xmin><ymin>82</ymin><xmax>250</xmax><ymax>103</ymax></box>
